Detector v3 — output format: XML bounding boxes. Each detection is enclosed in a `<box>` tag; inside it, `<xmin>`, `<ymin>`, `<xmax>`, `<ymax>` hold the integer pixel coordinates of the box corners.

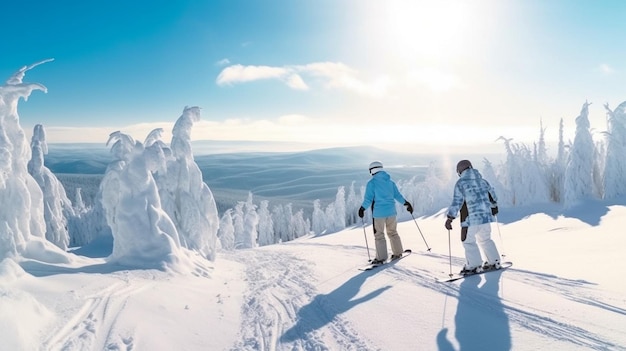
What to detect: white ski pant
<box><xmin>462</xmin><ymin>223</ymin><xmax>500</xmax><ymax>269</ymax></box>
<box><xmin>373</xmin><ymin>216</ymin><xmax>404</xmax><ymax>261</ymax></box>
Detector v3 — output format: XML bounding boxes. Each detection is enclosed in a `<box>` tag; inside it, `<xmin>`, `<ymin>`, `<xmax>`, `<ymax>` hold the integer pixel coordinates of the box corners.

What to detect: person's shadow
<box><xmin>438</xmin><ymin>271</ymin><xmax>511</xmax><ymax>351</ymax></box>
<box><xmin>280</xmin><ymin>269</ymin><xmax>391</xmax><ymax>343</ymax></box>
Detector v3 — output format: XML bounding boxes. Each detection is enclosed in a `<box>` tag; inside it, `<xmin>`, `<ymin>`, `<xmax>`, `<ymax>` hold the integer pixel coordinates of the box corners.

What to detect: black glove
<box><xmin>444</xmin><ymin>217</ymin><xmax>453</xmax><ymax>230</ymax></box>
<box><xmin>404</xmin><ymin>201</ymin><xmax>413</xmax><ymax>214</ymax></box>
<box><xmin>491</xmin><ymin>206</ymin><xmax>499</xmax><ymax>216</ymax></box>
<box><xmin>358</xmin><ymin>206</ymin><xmax>365</xmax><ymax>218</ymax></box>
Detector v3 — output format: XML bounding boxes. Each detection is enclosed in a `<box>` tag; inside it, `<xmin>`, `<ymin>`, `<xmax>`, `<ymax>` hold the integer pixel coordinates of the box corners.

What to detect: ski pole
<box><xmin>410</xmin><ymin>213</ymin><xmax>432</xmax><ymax>251</ymax></box>
<box><xmin>495</xmin><ymin>215</ymin><xmax>505</xmax><ymax>257</ymax></box>
<box><xmin>447</xmin><ymin>229</ymin><xmax>453</xmax><ymax>277</ymax></box>
<box><xmin>361</xmin><ymin>218</ymin><xmax>371</xmax><ymax>261</ymax></box>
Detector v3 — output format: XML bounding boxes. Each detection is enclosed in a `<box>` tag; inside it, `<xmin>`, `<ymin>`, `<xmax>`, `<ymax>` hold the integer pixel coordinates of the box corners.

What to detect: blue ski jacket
<box><xmin>446</xmin><ymin>168</ymin><xmax>498</xmax><ymax>227</ymax></box>
<box><xmin>361</xmin><ymin>171</ymin><xmax>407</xmax><ymax>218</ymax></box>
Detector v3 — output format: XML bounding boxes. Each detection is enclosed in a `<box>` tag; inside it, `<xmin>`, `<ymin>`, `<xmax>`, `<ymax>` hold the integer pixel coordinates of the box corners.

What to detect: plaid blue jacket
<box><xmin>446</xmin><ymin>168</ymin><xmax>497</xmax><ymax>227</ymax></box>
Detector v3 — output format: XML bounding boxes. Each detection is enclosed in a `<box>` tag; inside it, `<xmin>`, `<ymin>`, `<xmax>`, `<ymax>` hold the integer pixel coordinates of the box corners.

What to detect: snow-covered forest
<box><xmin>3</xmin><ymin>61</ymin><xmax>626</xmax><ymax>268</ymax></box>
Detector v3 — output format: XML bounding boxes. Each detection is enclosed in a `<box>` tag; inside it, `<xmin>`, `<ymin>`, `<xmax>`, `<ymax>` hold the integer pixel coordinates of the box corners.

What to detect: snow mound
<box><xmin>0</xmin><ymin>259</ymin><xmax>54</xmax><ymax>351</ymax></box>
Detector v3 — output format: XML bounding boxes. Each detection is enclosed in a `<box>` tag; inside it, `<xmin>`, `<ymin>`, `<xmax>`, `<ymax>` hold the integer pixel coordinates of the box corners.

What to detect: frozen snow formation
<box><xmin>100</xmin><ymin>130</ymin><xmax>183</xmax><ymax>269</ymax></box>
<box><xmin>28</xmin><ymin>124</ymin><xmax>75</xmax><ymax>250</ymax></box>
<box><xmin>563</xmin><ymin>101</ymin><xmax>596</xmax><ymax>206</ymax></box>
<box><xmin>0</xmin><ymin>60</ymin><xmax>219</xmax><ymax>271</ymax></box>
<box><xmin>0</xmin><ymin>59</ymin><xmax>70</xmax><ymax>263</ymax></box>
<box><xmin>99</xmin><ymin>107</ymin><xmax>219</xmax><ymax>270</ymax></box>
<box><xmin>602</xmin><ymin>101</ymin><xmax>626</xmax><ymax>198</ymax></box>
<box><xmin>155</xmin><ymin>107</ymin><xmax>219</xmax><ymax>260</ymax></box>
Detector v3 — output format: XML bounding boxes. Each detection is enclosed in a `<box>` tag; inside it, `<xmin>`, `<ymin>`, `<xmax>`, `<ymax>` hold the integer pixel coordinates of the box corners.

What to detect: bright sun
<box><xmin>358</xmin><ymin>0</ymin><xmax>478</xmax><ymax>93</ymax></box>
<box><xmin>378</xmin><ymin>0</ymin><xmax>473</xmax><ymax>63</ymax></box>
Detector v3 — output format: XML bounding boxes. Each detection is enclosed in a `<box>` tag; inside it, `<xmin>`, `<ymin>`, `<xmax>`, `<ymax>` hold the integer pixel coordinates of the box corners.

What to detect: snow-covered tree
<box><xmin>232</xmin><ymin>202</ymin><xmax>245</xmax><ymax>248</ymax></box>
<box><xmin>273</xmin><ymin>204</ymin><xmax>294</xmax><ymax>242</ymax></box>
<box><xmin>323</xmin><ymin>203</ymin><xmax>338</xmax><ymax>232</ymax></box>
<box><xmin>602</xmin><ymin>101</ymin><xmax>626</xmax><ymax>198</ymax></box>
<box><xmin>311</xmin><ymin>185</ymin><xmax>356</xmax><ymax>235</ymax></box>
<box><xmin>291</xmin><ymin>209</ymin><xmax>310</xmax><ymax>238</ymax></box>
<box><xmin>332</xmin><ymin>186</ymin><xmax>346</xmax><ymax>230</ymax></box>
<box><xmin>0</xmin><ymin>59</ymin><xmax>69</xmax><ymax>263</ymax></box>
<box><xmin>100</xmin><ymin>131</ymin><xmax>181</xmax><ymax>269</ymax></box>
<box><xmin>536</xmin><ymin>119</ymin><xmax>548</xmax><ymax>164</ymax></box>
<box><xmin>564</xmin><ymin>101</ymin><xmax>597</xmax><ymax>206</ymax></box>
<box><xmin>27</xmin><ymin>124</ymin><xmax>74</xmax><ymax>250</ymax></box>
<box><xmin>548</xmin><ymin>118</ymin><xmax>568</xmax><ymax>203</ymax></box>
<box><xmin>68</xmin><ymin>186</ymin><xmax>111</xmax><ymax>247</ymax></box>
<box><xmin>345</xmin><ymin>181</ymin><xmax>360</xmax><ymax>226</ymax></box>
<box><xmin>241</xmin><ymin>193</ymin><xmax>259</xmax><ymax>249</ymax></box>
<box><xmin>154</xmin><ymin>107</ymin><xmax>219</xmax><ymax>260</ymax></box>
<box><xmin>311</xmin><ymin>199</ymin><xmax>327</xmax><ymax>235</ymax></box>
<box><xmin>217</xmin><ymin>209</ymin><xmax>235</xmax><ymax>250</ymax></box>
<box><xmin>317</xmin><ymin>187</ymin><xmax>348</xmax><ymax>233</ymax></box>
<box><xmin>497</xmin><ymin>137</ymin><xmax>549</xmax><ymax>206</ymax></box>
<box><xmin>481</xmin><ymin>158</ymin><xmax>507</xmax><ymax>206</ymax></box>
<box><xmin>74</xmin><ymin>188</ymin><xmax>87</xmax><ymax>213</ymax></box>
<box><xmin>593</xmin><ymin>141</ymin><xmax>606</xmax><ymax>199</ymax></box>
<box><xmin>557</xmin><ymin>118</ymin><xmax>567</xmax><ymax>165</ymax></box>
<box><xmin>398</xmin><ymin>161</ymin><xmax>453</xmax><ymax>217</ymax></box>
<box><xmin>257</xmin><ymin>200</ymin><xmax>274</xmax><ymax>246</ymax></box>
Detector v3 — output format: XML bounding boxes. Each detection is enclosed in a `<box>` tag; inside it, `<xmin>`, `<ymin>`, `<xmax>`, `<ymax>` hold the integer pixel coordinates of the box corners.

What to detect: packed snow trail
<box><xmin>19</xmin><ymin>258</ymin><xmax>226</xmax><ymax>351</ymax></box>
<box><xmin>378</xmin><ymin>252</ymin><xmax>622</xmax><ymax>350</ymax></box>
<box><xmin>225</xmin><ymin>247</ymin><xmax>378</xmax><ymax>351</ymax></box>
<box><xmin>224</xmin><ymin>238</ymin><xmax>625</xmax><ymax>351</ymax></box>
<box><xmin>39</xmin><ymin>270</ymin><xmax>156</xmax><ymax>351</ymax></box>
<box><xmin>11</xmin><ymin>220</ymin><xmax>624</xmax><ymax>351</ymax></box>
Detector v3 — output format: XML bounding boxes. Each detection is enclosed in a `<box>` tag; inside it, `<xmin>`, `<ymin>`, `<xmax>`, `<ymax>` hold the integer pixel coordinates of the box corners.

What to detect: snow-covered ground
<box><xmin>2</xmin><ymin>60</ymin><xmax>625</xmax><ymax>351</ymax></box>
<box><xmin>2</xmin><ymin>202</ymin><xmax>625</xmax><ymax>351</ymax></box>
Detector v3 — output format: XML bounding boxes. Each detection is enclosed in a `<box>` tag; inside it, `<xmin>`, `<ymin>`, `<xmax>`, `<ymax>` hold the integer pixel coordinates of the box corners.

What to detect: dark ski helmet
<box><xmin>456</xmin><ymin>160</ymin><xmax>472</xmax><ymax>176</ymax></box>
<box><xmin>369</xmin><ymin>161</ymin><xmax>383</xmax><ymax>175</ymax></box>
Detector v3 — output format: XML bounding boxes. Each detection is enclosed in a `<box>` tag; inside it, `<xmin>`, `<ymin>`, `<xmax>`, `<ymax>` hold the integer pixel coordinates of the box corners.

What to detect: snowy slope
<box><xmin>2</xmin><ymin>204</ymin><xmax>625</xmax><ymax>351</ymax></box>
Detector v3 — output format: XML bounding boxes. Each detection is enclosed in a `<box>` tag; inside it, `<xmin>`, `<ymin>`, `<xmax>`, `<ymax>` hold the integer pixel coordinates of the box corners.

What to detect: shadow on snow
<box><xmin>494</xmin><ymin>196</ymin><xmax>626</xmax><ymax>227</ymax></box>
<box><xmin>280</xmin><ymin>262</ymin><xmax>398</xmax><ymax>343</ymax></box>
<box><xmin>18</xmin><ymin>260</ymin><xmax>163</xmax><ymax>277</ymax></box>
<box><xmin>437</xmin><ymin>270</ymin><xmax>512</xmax><ymax>351</ymax></box>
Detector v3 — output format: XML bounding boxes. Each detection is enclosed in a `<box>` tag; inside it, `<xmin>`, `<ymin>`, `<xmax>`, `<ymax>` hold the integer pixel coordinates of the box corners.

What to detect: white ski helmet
<box><xmin>369</xmin><ymin>161</ymin><xmax>383</xmax><ymax>175</ymax></box>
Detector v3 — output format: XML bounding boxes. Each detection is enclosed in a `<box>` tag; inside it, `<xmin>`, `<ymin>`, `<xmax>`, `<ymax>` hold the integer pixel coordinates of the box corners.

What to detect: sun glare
<box><xmin>378</xmin><ymin>0</ymin><xmax>472</xmax><ymax>63</ymax></box>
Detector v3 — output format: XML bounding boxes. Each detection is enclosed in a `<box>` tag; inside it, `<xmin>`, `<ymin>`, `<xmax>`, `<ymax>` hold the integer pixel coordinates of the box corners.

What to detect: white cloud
<box><xmin>216</xmin><ymin>62</ymin><xmax>389</xmax><ymax>97</ymax></box>
<box><xmin>216</xmin><ymin>64</ymin><xmax>291</xmax><ymax>85</ymax></box>
<box><xmin>299</xmin><ymin>62</ymin><xmax>390</xmax><ymax>97</ymax></box>
<box><xmin>284</xmin><ymin>73</ymin><xmax>309</xmax><ymax>90</ymax></box>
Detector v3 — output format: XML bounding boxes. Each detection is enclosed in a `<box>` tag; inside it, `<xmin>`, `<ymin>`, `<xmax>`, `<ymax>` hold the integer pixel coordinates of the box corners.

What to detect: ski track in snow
<box><xmin>386</xmin><ymin>253</ymin><xmax>622</xmax><ymax>350</ymax></box>
<box><xmin>42</xmin><ymin>275</ymin><xmax>152</xmax><ymax>351</ymax></box>
<box><xmin>35</xmin><ymin>245</ymin><xmax>619</xmax><ymax>351</ymax></box>
<box><xmin>226</xmin><ymin>246</ymin><xmax>622</xmax><ymax>350</ymax></box>
<box><xmin>502</xmin><ymin>268</ymin><xmax>624</xmax><ymax>350</ymax></box>
<box><xmin>228</xmin><ymin>249</ymin><xmax>378</xmax><ymax>351</ymax></box>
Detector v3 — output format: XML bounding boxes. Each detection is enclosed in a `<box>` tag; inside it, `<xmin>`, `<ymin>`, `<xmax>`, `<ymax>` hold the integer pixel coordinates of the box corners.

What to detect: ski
<box><xmin>359</xmin><ymin>249</ymin><xmax>412</xmax><ymax>271</ymax></box>
<box><xmin>437</xmin><ymin>261</ymin><xmax>513</xmax><ymax>282</ymax></box>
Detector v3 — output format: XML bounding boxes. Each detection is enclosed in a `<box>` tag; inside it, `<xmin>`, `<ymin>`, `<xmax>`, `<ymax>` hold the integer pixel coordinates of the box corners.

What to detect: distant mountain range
<box><xmin>46</xmin><ymin>141</ymin><xmax>501</xmax><ymax>212</ymax></box>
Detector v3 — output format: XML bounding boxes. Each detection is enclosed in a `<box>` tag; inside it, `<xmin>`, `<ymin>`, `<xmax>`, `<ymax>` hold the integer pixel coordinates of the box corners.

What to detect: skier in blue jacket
<box><xmin>445</xmin><ymin>160</ymin><xmax>501</xmax><ymax>274</ymax></box>
<box><xmin>358</xmin><ymin>161</ymin><xmax>413</xmax><ymax>264</ymax></box>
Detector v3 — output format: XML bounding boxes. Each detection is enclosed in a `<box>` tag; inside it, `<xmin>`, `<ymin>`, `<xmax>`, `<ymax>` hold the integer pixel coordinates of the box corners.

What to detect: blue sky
<box><xmin>2</xmin><ymin>0</ymin><xmax>626</xmax><ymax>150</ymax></box>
